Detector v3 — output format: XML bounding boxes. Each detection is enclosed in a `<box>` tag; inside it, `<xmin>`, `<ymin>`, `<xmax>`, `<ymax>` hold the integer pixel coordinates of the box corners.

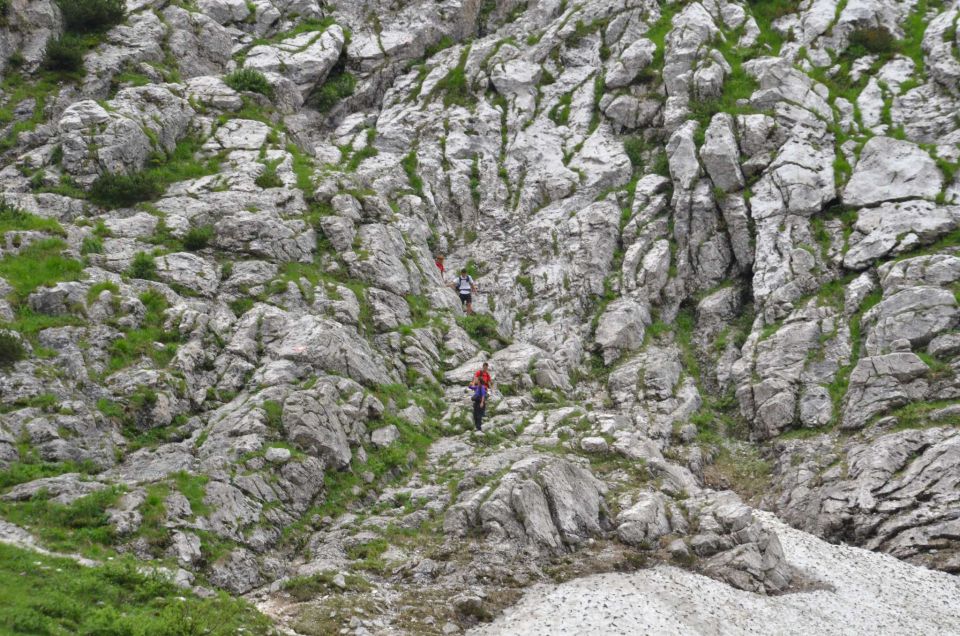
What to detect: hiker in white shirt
<box><xmin>450</xmin><ymin>268</ymin><xmax>477</xmax><ymax>315</ymax></box>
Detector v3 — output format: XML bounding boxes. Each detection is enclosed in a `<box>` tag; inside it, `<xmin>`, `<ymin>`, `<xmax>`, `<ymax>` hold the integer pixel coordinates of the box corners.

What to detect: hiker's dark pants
<box><xmin>473</xmin><ymin>401</ymin><xmax>485</xmax><ymax>431</ymax></box>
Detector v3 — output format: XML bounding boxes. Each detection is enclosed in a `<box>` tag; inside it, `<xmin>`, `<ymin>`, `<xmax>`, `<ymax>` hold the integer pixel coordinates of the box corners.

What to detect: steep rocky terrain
<box><xmin>0</xmin><ymin>0</ymin><xmax>958</xmax><ymax>633</ymax></box>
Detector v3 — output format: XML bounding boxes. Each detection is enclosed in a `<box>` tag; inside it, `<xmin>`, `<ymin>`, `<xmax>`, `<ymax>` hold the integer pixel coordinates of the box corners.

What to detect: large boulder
<box><xmin>594</xmin><ymin>298</ymin><xmax>651</xmax><ymax>365</ymax></box>
<box><xmin>842</xmin><ymin>137</ymin><xmax>942</xmax><ymax>206</ymax></box>
<box><xmin>444</xmin><ymin>455</ymin><xmax>608</xmax><ymax>553</ymax></box>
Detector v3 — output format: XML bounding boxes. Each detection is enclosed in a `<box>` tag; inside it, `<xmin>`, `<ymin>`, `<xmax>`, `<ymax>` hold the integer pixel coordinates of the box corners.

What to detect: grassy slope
<box><xmin>0</xmin><ymin>542</ymin><xmax>275</xmax><ymax>635</ymax></box>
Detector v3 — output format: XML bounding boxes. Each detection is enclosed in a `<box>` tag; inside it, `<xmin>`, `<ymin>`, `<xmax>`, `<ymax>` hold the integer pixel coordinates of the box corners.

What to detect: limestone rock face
<box><xmin>843</xmin><ymin>137</ymin><xmax>943</xmax><ymax>206</ymax></box>
<box><xmin>444</xmin><ymin>454</ymin><xmax>609</xmax><ymax>553</ymax></box>
<box><xmin>1</xmin><ymin>0</ymin><xmax>960</xmax><ymax>629</ymax></box>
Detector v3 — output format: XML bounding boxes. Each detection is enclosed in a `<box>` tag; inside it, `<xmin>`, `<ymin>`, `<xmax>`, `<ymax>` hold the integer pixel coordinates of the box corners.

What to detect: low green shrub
<box><xmin>56</xmin><ymin>0</ymin><xmax>125</xmax><ymax>33</ymax></box>
<box><xmin>127</xmin><ymin>251</ymin><xmax>156</xmax><ymax>280</ymax></box>
<box><xmin>80</xmin><ymin>236</ymin><xmax>103</xmax><ymax>254</ymax></box>
<box><xmin>0</xmin><ymin>332</ymin><xmax>25</xmax><ymax>367</ymax></box>
<box><xmin>183</xmin><ymin>225</ymin><xmax>213</xmax><ymax>251</ymax></box>
<box><xmin>847</xmin><ymin>26</ymin><xmax>897</xmax><ymax>57</ymax></box>
<box><xmin>308</xmin><ymin>68</ymin><xmax>356</xmax><ymax>112</ymax></box>
<box><xmin>41</xmin><ymin>35</ymin><xmax>86</xmax><ymax>74</ymax></box>
<box><xmin>254</xmin><ymin>163</ymin><xmax>283</xmax><ymax>188</ymax></box>
<box><xmin>456</xmin><ymin>313</ymin><xmax>505</xmax><ymax>350</ymax></box>
<box><xmin>7</xmin><ymin>51</ymin><xmax>25</xmax><ymax>69</ymax></box>
<box><xmin>88</xmin><ymin>171</ymin><xmax>163</xmax><ymax>208</ymax></box>
<box><xmin>224</xmin><ymin>67</ymin><xmax>274</xmax><ymax>98</ymax></box>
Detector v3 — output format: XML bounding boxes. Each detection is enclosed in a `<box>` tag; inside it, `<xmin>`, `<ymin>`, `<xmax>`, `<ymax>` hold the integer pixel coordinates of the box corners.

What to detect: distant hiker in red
<box><xmin>473</xmin><ymin>362</ymin><xmax>492</xmax><ymax>391</ymax></box>
<box><xmin>435</xmin><ymin>254</ymin><xmax>445</xmax><ymax>276</ymax></box>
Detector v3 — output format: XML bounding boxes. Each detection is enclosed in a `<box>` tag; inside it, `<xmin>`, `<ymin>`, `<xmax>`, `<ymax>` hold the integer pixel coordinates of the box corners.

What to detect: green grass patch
<box><xmin>0</xmin><ymin>200</ymin><xmax>65</xmax><ymax>239</ymax></box>
<box><xmin>0</xmin><ymin>486</ymin><xmax>122</xmax><ymax>556</ymax></box>
<box><xmin>401</xmin><ymin>147</ymin><xmax>425</xmax><ymax>197</ymax></box>
<box><xmin>0</xmin><ymin>238</ymin><xmax>82</xmax><ymax>303</ymax></box>
<box><xmin>105</xmin><ymin>289</ymin><xmax>180</xmax><ymax>373</ymax></box>
<box><xmin>0</xmin><ymin>460</ymin><xmax>100</xmax><ymax>492</ymax></box>
<box><xmin>432</xmin><ymin>46</ymin><xmax>475</xmax><ymax>108</ymax></box>
<box><xmin>183</xmin><ymin>225</ymin><xmax>213</xmax><ymax>251</ymax></box>
<box><xmin>0</xmin><ymin>306</ymin><xmax>83</xmax><ymax>339</ymax></box>
<box><xmin>456</xmin><ymin>313</ymin><xmax>507</xmax><ymax>351</ymax></box>
<box><xmin>887</xmin><ymin>399</ymin><xmax>960</xmax><ymax>431</ymax></box>
<box><xmin>89</xmin><ymin>137</ymin><xmax>221</xmax><ymax>209</ymax></box>
<box><xmin>0</xmin><ymin>542</ymin><xmax>274</xmax><ymax>635</ymax></box>
<box><xmin>127</xmin><ymin>251</ymin><xmax>157</xmax><ymax>280</ymax></box>
<box><xmin>173</xmin><ymin>470</ymin><xmax>210</xmax><ymax>517</ymax></box>
<box><xmin>346</xmin><ymin>538</ymin><xmax>390</xmax><ymax>573</ymax></box>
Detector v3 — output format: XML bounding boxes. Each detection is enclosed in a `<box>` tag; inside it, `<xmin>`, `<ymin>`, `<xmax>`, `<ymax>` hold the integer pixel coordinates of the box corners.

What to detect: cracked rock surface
<box><xmin>0</xmin><ymin>0</ymin><xmax>959</xmax><ymax>633</ymax></box>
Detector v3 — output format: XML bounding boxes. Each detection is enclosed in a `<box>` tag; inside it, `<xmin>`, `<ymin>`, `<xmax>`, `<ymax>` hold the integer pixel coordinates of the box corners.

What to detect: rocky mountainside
<box><xmin>0</xmin><ymin>0</ymin><xmax>959</xmax><ymax>633</ymax></box>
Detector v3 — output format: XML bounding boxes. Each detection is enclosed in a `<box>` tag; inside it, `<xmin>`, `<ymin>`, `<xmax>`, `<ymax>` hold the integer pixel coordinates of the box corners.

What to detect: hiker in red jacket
<box><xmin>473</xmin><ymin>362</ymin><xmax>492</xmax><ymax>391</ymax></box>
<box><xmin>435</xmin><ymin>254</ymin><xmax>445</xmax><ymax>276</ymax></box>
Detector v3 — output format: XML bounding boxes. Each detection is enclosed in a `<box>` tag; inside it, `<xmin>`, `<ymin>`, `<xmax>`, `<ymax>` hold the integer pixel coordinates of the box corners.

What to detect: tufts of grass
<box><xmin>88</xmin><ymin>137</ymin><xmax>221</xmax><ymax>209</ymax></box>
<box><xmin>173</xmin><ymin>471</ymin><xmax>210</xmax><ymax>517</ymax></box>
<box><xmin>224</xmin><ymin>67</ymin><xmax>273</xmax><ymax>99</ymax></box>
<box><xmin>401</xmin><ymin>147</ymin><xmax>425</xmax><ymax>197</ymax></box>
<box><xmin>847</xmin><ymin>26</ymin><xmax>897</xmax><ymax>57</ymax></box>
<box><xmin>0</xmin><ymin>460</ymin><xmax>100</xmax><ymax>491</ymax></box>
<box><xmin>432</xmin><ymin>46</ymin><xmax>475</xmax><ymax>108</ymax></box>
<box><xmin>623</xmin><ymin>136</ymin><xmax>647</xmax><ymax>169</ymax></box>
<box><xmin>127</xmin><ymin>251</ymin><xmax>156</xmax><ymax>280</ymax></box>
<box><xmin>346</xmin><ymin>538</ymin><xmax>390</xmax><ymax>573</ymax></box>
<box><xmin>0</xmin><ymin>486</ymin><xmax>122</xmax><ymax>556</ymax></box>
<box><xmin>308</xmin><ymin>52</ymin><xmax>355</xmax><ymax>113</ymax></box>
<box><xmin>254</xmin><ymin>159</ymin><xmax>284</xmax><ymax>188</ymax></box>
<box><xmin>547</xmin><ymin>90</ymin><xmax>573</xmax><ymax>126</ymax></box>
<box><xmin>0</xmin><ymin>200</ymin><xmax>64</xmax><ymax>238</ymax></box>
<box><xmin>183</xmin><ymin>225</ymin><xmax>213</xmax><ymax>251</ymax></box>
<box><xmin>456</xmin><ymin>313</ymin><xmax>507</xmax><ymax>350</ymax></box>
<box><xmin>105</xmin><ymin>289</ymin><xmax>180</xmax><ymax>373</ymax></box>
<box><xmin>0</xmin><ymin>239</ymin><xmax>82</xmax><ymax>303</ymax></box>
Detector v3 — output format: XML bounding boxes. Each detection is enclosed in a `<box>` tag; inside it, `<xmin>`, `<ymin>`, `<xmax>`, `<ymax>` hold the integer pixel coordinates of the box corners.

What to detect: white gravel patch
<box><xmin>471</xmin><ymin>512</ymin><xmax>960</xmax><ymax>635</ymax></box>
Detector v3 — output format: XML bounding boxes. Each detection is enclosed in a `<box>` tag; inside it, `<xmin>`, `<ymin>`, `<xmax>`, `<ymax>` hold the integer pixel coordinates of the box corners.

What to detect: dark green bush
<box><xmin>88</xmin><ymin>172</ymin><xmax>162</xmax><ymax>208</ymax></box>
<box><xmin>56</xmin><ymin>0</ymin><xmax>125</xmax><ymax>33</ymax></box>
<box><xmin>308</xmin><ymin>69</ymin><xmax>356</xmax><ymax>112</ymax></box>
<box><xmin>224</xmin><ymin>67</ymin><xmax>274</xmax><ymax>99</ymax></box>
<box><xmin>127</xmin><ymin>252</ymin><xmax>156</xmax><ymax>280</ymax></box>
<box><xmin>7</xmin><ymin>50</ymin><xmax>25</xmax><ymax>69</ymax></box>
<box><xmin>41</xmin><ymin>35</ymin><xmax>86</xmax><ymax>74</ymax></box>
<box><xmin>847</xmin><ymin>27</ymin><xmax>897</xmax><ymax>57</ymax></box>
<box><xmin>254</xmin><ymin>164</ymin><xmax>283</xmax><ymax>188</ymax></box>
<box><xmin>183</xmin><ymin>225</ymin><xmax>213</xmax><ymax>251</ymax></box>
<box><xmin>623</xmin><ymin>137</ymin><xmax>645</xmax><ymax>168</ymax></box>
<box><xmin>0</xmin><ymin>332</ymin><xmax>25</xmax><ymax>367</ymax></box>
